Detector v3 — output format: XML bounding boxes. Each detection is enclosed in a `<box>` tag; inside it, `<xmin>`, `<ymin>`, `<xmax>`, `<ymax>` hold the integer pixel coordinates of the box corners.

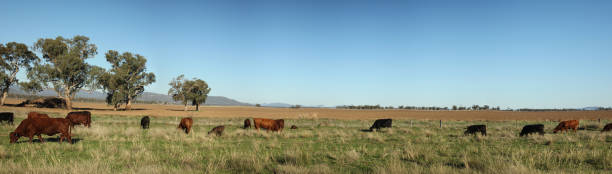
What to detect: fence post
<box><xmin>599</xmin><ymin>118</ymin><xmax>601</xmax><ymax>123</ymax></box>
<box><xmin>439</xmin><ymin>120</ymin><xmax>442</xmax><ymax>128</ymax></box>
<box><xmin>410</xmin><ymin>120</ymin><xmax>413</xmax><ymax>127</ymax></box>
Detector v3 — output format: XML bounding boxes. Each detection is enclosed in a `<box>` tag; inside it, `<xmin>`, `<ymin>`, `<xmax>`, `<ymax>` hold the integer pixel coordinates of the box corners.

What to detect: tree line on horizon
<box><xmin>336</xmin><ymin>104</ymin><xmax>501</xmax><ymax>110</ymax></box>
<box><xmin>0</xmin><ymin>35</ymin><xmax>210</xmax><ymax>111</ymax></box>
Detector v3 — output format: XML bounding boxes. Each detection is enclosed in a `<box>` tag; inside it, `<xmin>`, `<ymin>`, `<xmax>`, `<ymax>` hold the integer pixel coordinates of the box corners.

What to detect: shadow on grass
<box><xmin>13</xmin><ymin>137</ymin><xmax>83</xmax><ymax>144</ymax></box>
<box><xmin>360</xmin><ymin>129</ymin><xmax>373</xmax><ymax>132</ymax></box>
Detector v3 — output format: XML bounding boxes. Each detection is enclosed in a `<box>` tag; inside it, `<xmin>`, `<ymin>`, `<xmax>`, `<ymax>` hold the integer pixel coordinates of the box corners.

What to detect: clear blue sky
<box><xmin>1</xmin><ymin>0</ymin><xmax>611</xmax><ymax>108</ymax></box>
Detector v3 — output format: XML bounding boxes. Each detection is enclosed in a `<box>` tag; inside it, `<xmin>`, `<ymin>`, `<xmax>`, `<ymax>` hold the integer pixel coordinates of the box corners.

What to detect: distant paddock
<box><xmin>1</xmin><ymin>98</ymin><xmax>611</xmax><ymax>121</ymax></box>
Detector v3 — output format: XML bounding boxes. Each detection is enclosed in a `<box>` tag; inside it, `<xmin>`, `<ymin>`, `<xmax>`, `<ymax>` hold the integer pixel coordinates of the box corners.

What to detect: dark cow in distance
<box><xmin>141</xmin><ymin>116</ymin><xmax>150</xmax><ymax>129</ymax></box>
<box><xmin>65</xmin><ymin>111</ymin><xmax>92</xmax><ymax>128</ymax></box>
<box><xmin>553</xmin><ymin>120</ymin><xmax>579</xmax><ymax>133</ymax></box>
<box><xmin>208</xmin><ymin>125</ymin><xmax>225</xmax><ymax>136</ymax></box>
<box><xmin>370</xmin><ymin>119</ymin><xmax>392</xmax><ymax>131</ymax></box>
<box><xmin>520</xmin><ymin>124</ymin><xmax>545</xmax><ymax>136</ymax></box>
<box><xmin>0</xmin><ymin>112</ymin><xmax>14</xmax><ymax>125</ymax></box>
<box><xmin>10</xmin><ymin>118</ymin><xmax>72</xmax><ymax>144</ymax></box>
<box><xmin>602</xmin><ymin>123</ymin><xmax>612</xmax><ymax>132</ymax></box>
<box><xmin>178</xmin><ymin>117</ymin><xmax>193</xmax><ymax>134</ymax></box>
<box><xmin>290</xmin><ymin>125</ymin><xmax>298</xmax><ymax>129</ymax></box>
<box><xmin>464</xmin><ymin>125</ymin><xmax>486</xmax><ymax>136</ymax></box>
<box><xmin>27</xmin><ymin>112</ymin><xmax>50</xmax><ymax>119</ymax></box>
<box><xmin>243</xmin><ymin>119</ymin><xmax>251</xmax><ymax>129</ymax></box>
<box><xmin>253</xmin><ymin>118</ymin><xmax>284</xmax><ymax>132</ymax></box>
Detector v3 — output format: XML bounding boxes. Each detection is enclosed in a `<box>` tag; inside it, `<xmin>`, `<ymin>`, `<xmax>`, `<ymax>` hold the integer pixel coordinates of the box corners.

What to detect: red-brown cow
<box><xmin>253</xmin><ymin>118</ymin><xmax>284</xmax><ymax>132</ymax></box>
<box><xmin>65</xmin><ymin>111</ymin><xmax>92</xmax><ymax>128</ymax></box>
<box><xmin>178</xmin><ymin>117</ymin><xmax>193</xmax><ymax>134</ymax></box>
<box><xmin>10</xmin><ymin>118</ymin><xmax>72</xmax><ymax>144</ymax></box>
<box><xmin>27</xmin><ymin>112</ymin><xmax>50</xmax><ymax>119</ymax></box>
<box><xmin>553</xmin><ymin>120</ymin><xmax>579</xmax><ymax>133</ymax></box>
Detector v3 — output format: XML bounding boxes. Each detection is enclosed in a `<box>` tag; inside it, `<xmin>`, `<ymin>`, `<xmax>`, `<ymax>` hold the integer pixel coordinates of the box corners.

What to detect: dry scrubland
<box><xmin>0</xmin><ymin>106</ymin><xmax>611</xmax><ymax>173</ymax></box>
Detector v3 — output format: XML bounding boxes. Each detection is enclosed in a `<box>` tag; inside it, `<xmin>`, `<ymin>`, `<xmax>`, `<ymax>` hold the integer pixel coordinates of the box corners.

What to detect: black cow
<box><xmin>370</xmin><ymin>119</ymin><xmax>392</xmax><ymax>130</ymax></box>
<box><xmin>520</xmin><ymin>124</ymin><xmax>545</xmax><ymax>136</ymax></box>
<box><xmin>464</xmin><ymin>125</ymin><xmax>486</xmax><ymax>136</ymax></box>
<box><xmin>141</xmin><ymin>116</ymin><xmax>150</xmax><ymax>129</ymax></box>
<box><xmin>0</xmin><ymin>112</ymin><xmax>14</xmax><ymax>125</ymax></box>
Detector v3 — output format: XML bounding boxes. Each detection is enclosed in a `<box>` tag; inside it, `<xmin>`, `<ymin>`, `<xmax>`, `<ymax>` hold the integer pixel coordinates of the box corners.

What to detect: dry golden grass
<box><xmin>2</xmin><ymin>98</ymin><xmax>612</xmax><ymax>121</ymax></box>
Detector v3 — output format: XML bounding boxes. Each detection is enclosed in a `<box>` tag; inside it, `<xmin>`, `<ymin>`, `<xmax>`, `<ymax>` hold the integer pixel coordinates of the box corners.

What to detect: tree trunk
<box><xmin>65</xmin><ymin>97</ymin><xmax>72</xmax><ymax>110</ymax></box>
<box><xmin>0</xmin><ymin>89</ymin><xmax>8</xmax><ymax>106</ymax></box>
<box><xmin>126</xmin><ymin>99</ymin><xmax>132</xmax><ymax>111</ymax></box>
<box><xmin>196</xmin><ymin>103</ymin><xmax>199</xmax><ymax>111</ymax></box>
<box><xmin>184</xmin><ymin>103</ymin><xmax>188</xmax><ymax>111</ymax></box>
<box><xmin>64</xmin><ymin>88</ymin><xmax>72</xmax><ymax>110</ymax></box>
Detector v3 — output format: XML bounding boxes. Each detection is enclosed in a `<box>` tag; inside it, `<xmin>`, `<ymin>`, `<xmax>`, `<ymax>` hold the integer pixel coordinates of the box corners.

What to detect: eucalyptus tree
<box><xmin>26</xmin><ymin>36</ymin><xmax>99</xmax><ymax>109</ymax></box>
<box><xmin>103</xmin><ymin>50</ymin><xmax>156</xmax><ymax>110</ymax></box>
<box><xmin>0</xmin><ymin>42</ymin><xmax>39</xmax><ymax>105</ymax></box>
<box><xmin>168</xmin><ymin>74</ymin><xmax>189</xmax><ymax>111</ymax></box>
<box><xmin>184</xmin><ymin>78</ymin><xmax>210</xmax><ymax>111</ymax></box>
<box><xmin>168</xmin><ymin>75</ymin><xmax>211</xmax><ymax>111</ymax></box>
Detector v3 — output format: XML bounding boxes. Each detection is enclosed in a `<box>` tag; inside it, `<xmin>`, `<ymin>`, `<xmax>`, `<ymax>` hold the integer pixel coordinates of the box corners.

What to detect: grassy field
<box><xmin>1</xmin><ymin>110</ymin><xmax>611</xmax><ymax>173</ymax></box>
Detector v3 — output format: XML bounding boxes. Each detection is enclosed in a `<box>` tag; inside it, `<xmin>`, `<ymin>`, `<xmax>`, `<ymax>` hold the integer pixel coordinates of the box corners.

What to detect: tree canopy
<box><xmin>0</xmin><ymin>42</ymin><xmax>39</xmax><ymax>105</ymax></box>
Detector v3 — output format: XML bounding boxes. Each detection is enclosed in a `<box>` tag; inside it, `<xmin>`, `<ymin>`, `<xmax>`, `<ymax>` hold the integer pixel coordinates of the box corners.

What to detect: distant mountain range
<box><xmin>8</xmin><ymin>86</ymin><xmax>253</xmax><ymax>106</ymax></box>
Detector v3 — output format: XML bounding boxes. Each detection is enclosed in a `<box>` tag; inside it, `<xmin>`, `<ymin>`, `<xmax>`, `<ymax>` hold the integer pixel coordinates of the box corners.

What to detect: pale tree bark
<box><xmin>63</xmin><ymin>87</ymin><xmax>73</xmax><ymax>110</ymax></box>
<box><xmin>1</xmin><ymin>69</ymin><xmax>18</xmax><ymax>106</ymax></box>
<box><xmin>0</xmin><ymin>89</ymin><xmax>8</xmax><ymax>106</ymax></box>
<box><xmin>125</xmin><ymin>98</ymin><xmax>132</xmax><ymax>111</ymax></box>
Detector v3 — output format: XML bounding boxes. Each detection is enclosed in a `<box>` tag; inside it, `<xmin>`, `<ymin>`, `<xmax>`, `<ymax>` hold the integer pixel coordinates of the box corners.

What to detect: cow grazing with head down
<box><xmin>601</xmin><ymin>123</ymin><xmax>612</xmax><ymax>132</ymax></box>
<box><xmin>243</xmin><ymin>119</ymin><xmax>251</xmax><ymax>129</ymax></box>
<box><xmin>178</xmin><ymin>118</ymin><xmax>193</xmax><ymax>134</ymax></box>
<box><xmin>0</xmin><ymin>112</ymin><xmax>14</xmax><ymax>125</ymax></box>
<box><xmin>208</xmin><ymin>125</ymin><xmax>225</xmax><ymax>136</ymax></box>
<box><xmin>370</xmin><ymin>119</ymin><xmax>392</xmax><ymax>131</ymax></box>
<box><xmin>520</xmin><ymin>124</ymin><xmax>545</xmax><ymax>136</ymax></box>
<box><xmin>553</xmin><ymin>120</ymin><xmax>579</xmax><ymax>133</ymax></box>
<box><xmin>27</xmin><ymin>112</ymin><xmax>50</xmax><ymax>119</ymax></box>
<box><xmin>464</xmin><ymin>125</ymin><xmax>486</xmax><ymax>136</ymax></box>
<box><xmin>141</xmin><ymin>116</ymin><xmax>150</xmax><ymax>129</ymax></box>
<box><xmin>253</xmin><ymin>118</ymin><xmax>284</xmax><ymax>132</ymax></box>
<box><xmin>10</xmin><ymin>118</ymin><xmax>72</xmax><ymax>144</ymax></box>
<box><xmin>65</xmin><ymin>111</ymin><xmax>92</xmax><ymax>128</ymax></box>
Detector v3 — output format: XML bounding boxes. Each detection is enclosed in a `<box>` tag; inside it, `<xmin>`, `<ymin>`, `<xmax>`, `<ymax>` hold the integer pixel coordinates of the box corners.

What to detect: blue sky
<box><xmin>1</xmin><ymin>0</ymin><xmax>611</xmax><ymax>108</ymax></box>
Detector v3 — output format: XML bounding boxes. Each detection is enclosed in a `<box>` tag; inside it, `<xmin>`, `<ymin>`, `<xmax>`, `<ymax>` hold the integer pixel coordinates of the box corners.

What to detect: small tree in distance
<box><xmin>168</xmin><ymin>75</ymin><xmax>211</xmax><ymax>111</ymax></box>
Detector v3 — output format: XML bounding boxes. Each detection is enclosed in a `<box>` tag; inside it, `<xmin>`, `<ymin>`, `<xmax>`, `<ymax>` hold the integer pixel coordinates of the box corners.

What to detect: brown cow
<box><xmin>65</xmin><ymin>111</ymin><xmax>92</xmax><ymax>128</ymax></box>
<box><xmin>27</xmin><ymin>112</ymin><xmax>50</xmax><ymax>119</ymax></box>
<box><xmin>10</xmin><ymin>118</ymin><xmax>72</xmax><ymax>144</ymax></box>
<box><xmin>243</xmin><ymin>119</ymin><xmax>251</xmax><ymax>129</ymax></box>
<box><xmin>208</xmin><ymin>125</ymin><xmax>225</xmax><ymax>136</ymax></box>
<box><xmin>553</xmin><ymin>120</ymin><xmax>579</xmax><ymax>133</ymax></box>
<box><xmin>178</xmin><ymin>118</ymin><xmax>193</xmax><ymax>134</ymax></box>
<box><xmin>253</xmin><ymin>118</ymin><xmax>284</xmax><ymax>132</ymax></box>
<box><xmin>602</xmin><ymin>123</ymin><xmax>612</xmax><ymax>132</ymax></box>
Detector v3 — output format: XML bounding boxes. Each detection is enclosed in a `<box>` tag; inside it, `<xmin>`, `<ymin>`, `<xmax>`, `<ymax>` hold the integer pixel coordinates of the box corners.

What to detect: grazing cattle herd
<box><xmin>1</xmin><ymin>111</ymin><xmax>611</xmax><ymax>144</ymax></box>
